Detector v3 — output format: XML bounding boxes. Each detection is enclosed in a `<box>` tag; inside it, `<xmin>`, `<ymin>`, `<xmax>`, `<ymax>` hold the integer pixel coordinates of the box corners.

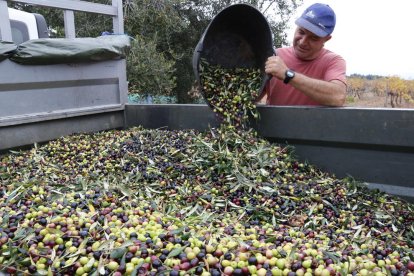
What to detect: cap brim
<box><xmin>295</xmin><ymin>18</ymin><xmax>329</xmax><ymax>37</ymax></box>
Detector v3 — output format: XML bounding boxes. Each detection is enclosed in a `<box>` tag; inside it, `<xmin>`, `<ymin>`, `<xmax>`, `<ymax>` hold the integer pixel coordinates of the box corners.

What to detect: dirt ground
<box><xmin>345</xmin><ymin>91</ymin><xmax>414</xmax><ymax>109</ymax></box>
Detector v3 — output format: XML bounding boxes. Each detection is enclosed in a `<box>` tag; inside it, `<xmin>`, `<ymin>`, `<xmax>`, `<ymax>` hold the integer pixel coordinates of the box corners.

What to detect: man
<box><xmin>262</xmin><ymin>3</ymin><xmax>346</xmax><ymax>106</ymax></box>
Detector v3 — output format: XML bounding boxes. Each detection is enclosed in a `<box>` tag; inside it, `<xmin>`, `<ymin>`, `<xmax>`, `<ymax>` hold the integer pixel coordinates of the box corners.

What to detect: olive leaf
<box><xmin>110</xmin><ymin>247</ymin><xmax>127</xmax><ymax>260</ymax></box>
<box><xmin>167</xmin><ymin>246</ymin><xmax>187</xmax><ymax>258</ymax></box>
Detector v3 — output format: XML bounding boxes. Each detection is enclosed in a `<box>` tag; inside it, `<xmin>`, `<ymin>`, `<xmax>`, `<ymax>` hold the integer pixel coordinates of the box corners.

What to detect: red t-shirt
<box><xmin>265</xmin><ymin>47</ymin><xmax>346</xmax><ymax>106</ymax></box>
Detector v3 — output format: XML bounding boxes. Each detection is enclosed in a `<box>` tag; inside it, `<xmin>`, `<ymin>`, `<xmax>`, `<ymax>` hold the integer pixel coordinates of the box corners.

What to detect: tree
<box><xmin>165</xmin><ymin>0</ymin><xmax>301</xmax><ymax>103</ymax></box>
<box><xmin>347</xmin><ymin>77</ymin><xmax>365</xmax><ymax>99</ymax></box>
<box><xmin>385</xmin><ymin>76</ymin><xmax>414</xmax><ymax>108</ymax></box>
<box><xmin>123</xmin><ymin>0</ymin><xmax>185</xmax><ymax>98</ymax></box>
<box><xmin>127</xmin><ymin>35</ymin><xmax>176</xmax><ymax>97</ymax></box>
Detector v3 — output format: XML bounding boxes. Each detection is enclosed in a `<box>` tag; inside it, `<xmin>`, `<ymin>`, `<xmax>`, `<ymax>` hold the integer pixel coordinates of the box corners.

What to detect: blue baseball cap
<box><xmin>295</xmin><ymin>3</ymin><xmax>336</xmax><ymax>37</ymax></box>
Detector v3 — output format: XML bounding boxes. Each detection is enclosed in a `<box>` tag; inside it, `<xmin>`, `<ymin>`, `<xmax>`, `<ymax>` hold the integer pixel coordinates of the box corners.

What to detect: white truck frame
<box><xmin>5</xmin><ymin>7</ymin><xmax>48</xmax><ymax>43</ymax></box>
<box><xmin>0</xmin><ymin>0</ymin><xmax>128</xmax><ymax>149</ymax></box>
<box><xmin>0</xmin><ymin>0</ymin><xmax>124</xmax><ymax>41</ymax></box>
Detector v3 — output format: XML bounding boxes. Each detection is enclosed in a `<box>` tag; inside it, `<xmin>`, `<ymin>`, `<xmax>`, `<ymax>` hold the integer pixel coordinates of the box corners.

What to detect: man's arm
<box><xmin>265</xmin><ymin>56</ymin><xmax>346</xmax><ymax>107</ymax></box>
<box><xmin>288</xmin><ymin>73</ymin><xmax>346</xmax><ymax>107</ymax></box>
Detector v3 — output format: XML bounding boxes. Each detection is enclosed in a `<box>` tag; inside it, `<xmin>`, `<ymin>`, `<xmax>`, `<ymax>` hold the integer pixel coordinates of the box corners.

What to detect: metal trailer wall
<box><xmin>0</xmin><ymin>59</ymin><xmax>127</xmax><ymax>149</ymax></box>
<box><xmin>125</xmin><ymin>104</ymin><xmax>414</xmax><ymax>202</ymax></box>
<box><xmin>0</xmin><ymin>0</ymin><xmax>127</xmax><ymax>150</ymax></box>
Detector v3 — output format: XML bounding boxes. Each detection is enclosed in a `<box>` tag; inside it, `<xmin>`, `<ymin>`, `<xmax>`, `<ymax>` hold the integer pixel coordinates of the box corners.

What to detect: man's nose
<box><xmin>298</xmin><ymin>36</ymin><xmax>309</xmax><ymax>45</ymax></box>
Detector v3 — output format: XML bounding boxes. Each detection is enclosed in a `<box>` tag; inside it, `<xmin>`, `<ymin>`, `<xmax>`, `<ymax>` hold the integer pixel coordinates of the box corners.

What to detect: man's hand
<box><xmin>265</xmin><ymin>56</ymin><xmax>288</xmax><ymax>81</ymax></box>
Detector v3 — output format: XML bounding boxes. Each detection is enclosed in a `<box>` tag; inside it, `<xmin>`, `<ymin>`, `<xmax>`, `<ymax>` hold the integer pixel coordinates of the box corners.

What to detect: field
<box><xmin>346</xmin><ymin>91</ymin><xmax>414</xmax><ymax>108</ymax></box>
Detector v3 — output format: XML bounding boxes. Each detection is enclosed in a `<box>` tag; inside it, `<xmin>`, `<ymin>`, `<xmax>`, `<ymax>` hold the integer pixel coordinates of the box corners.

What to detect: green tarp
<box><xmin>0</xmin><ymin>40</ymin><xmax>17</xmax><ymax>62</ymax></box>
<box><xmin>9</xmin><ymin>35</ymin><xmax>130</xmax><ymax>65</ymax></box>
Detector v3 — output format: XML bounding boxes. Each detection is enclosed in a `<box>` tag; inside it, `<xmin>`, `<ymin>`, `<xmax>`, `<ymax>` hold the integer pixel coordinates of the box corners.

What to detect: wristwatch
<box><xmin>283</xmin><ymin>69</ymin><xmax>295</xmax><ymax>84</ymax></box>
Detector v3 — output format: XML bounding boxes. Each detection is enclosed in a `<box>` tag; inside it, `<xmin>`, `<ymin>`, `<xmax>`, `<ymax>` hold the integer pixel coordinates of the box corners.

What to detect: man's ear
<box><xmin>324</xmin><ymin>35</ymin><xmax>332</xmax><ymax>42</ymax></box>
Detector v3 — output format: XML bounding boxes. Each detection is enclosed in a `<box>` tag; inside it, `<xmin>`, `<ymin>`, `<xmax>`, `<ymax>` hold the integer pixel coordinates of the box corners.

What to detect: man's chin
<box><xmin>294</xmin><ymin>49</ymin><xmax>308</xmax><ymax>58</ymax></box>
<box><xmin>294</xmin><ymin>48</ymin><xmax>313</xmax><ymax>60</ymax></box>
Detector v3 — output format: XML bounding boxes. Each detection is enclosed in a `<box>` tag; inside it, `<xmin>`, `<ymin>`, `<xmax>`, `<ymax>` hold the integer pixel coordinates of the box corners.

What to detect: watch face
<box><xmin>284</xmin><ymin>70</ymin><xmax>295</xmax><ymax>84</ymax></box>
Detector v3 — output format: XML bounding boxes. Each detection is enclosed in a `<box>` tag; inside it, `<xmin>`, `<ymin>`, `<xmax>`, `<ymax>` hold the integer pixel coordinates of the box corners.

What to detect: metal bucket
<box><xmin>193</xmin><ymin>4</ymin><xmax>274</xmax><ymax>103</ymax></box>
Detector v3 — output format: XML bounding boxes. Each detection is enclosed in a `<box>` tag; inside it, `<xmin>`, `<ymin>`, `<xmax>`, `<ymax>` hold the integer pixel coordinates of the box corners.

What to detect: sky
<box><xmin>284</xmin><ymin>0</ymin><xmax>414</xmax><ymax>79</ymax></box>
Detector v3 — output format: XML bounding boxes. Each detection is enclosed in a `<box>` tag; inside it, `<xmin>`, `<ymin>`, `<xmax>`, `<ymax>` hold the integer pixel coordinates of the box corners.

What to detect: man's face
<box><xmin>293</xmin><ymin>27</ymin><xmax>331</xmax><ymax>60</ymax></box>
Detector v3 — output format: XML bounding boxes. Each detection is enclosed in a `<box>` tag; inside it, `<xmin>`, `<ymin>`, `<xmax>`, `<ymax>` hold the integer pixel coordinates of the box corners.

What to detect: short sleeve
<box><xmin>324</xmin><ymin>54</ymin><xmax>347</xmax><ymax>85</ymax></box>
